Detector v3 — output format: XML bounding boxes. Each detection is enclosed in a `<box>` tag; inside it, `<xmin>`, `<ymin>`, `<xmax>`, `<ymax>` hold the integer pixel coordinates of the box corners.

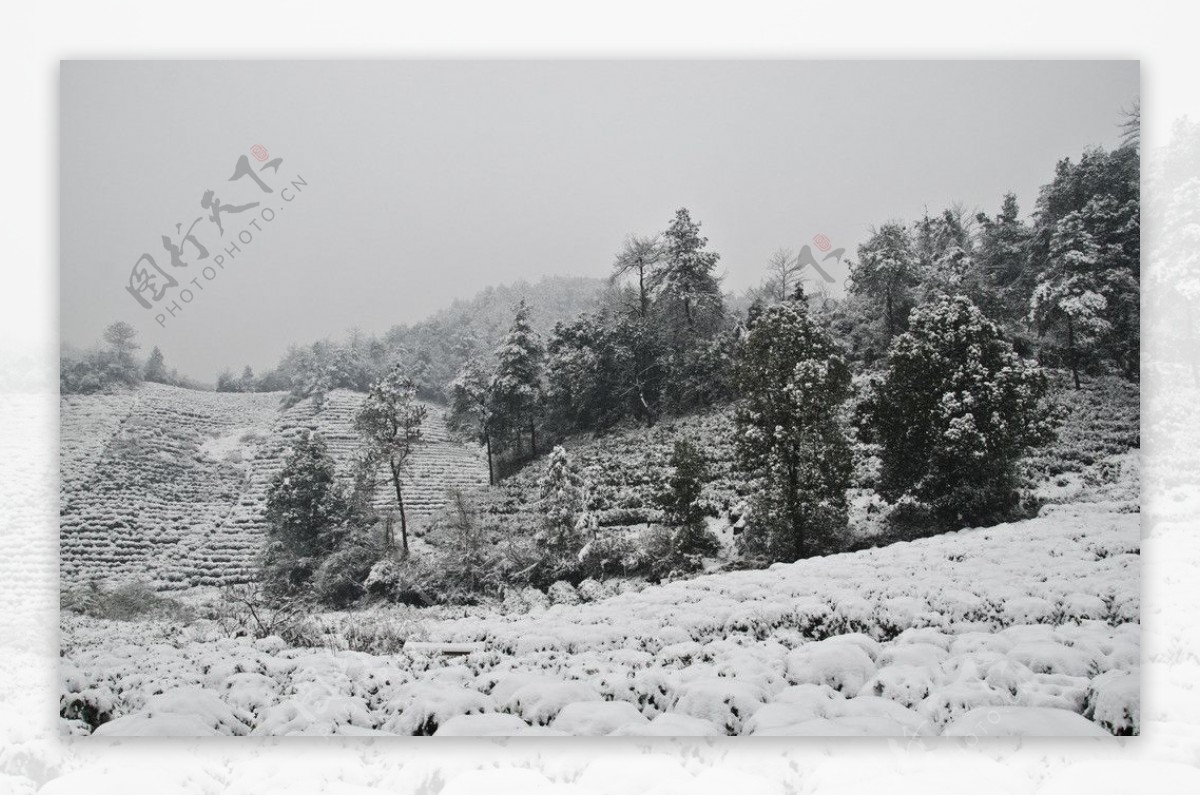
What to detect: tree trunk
<box><xmin>529</xmin><ymin>419</ymin><xmax>537</xmax><ymax>459</ymax></box>
<box><xmin>787</xmin><ymin>451</ymin><xmax>803</xmax><ymax>560</ymax></box>
<box><xmin>390</xmin><ymin>460</ymin><xmax>409</xmax><ymax>555</ymax></box>
<box><xmin>885</xmin><ymin>293</ymin><xmax>894</xmax><ymax>338</ymax></box>
<box><xmin>485</xmin><ymin>433</ymin><xmax>495</xmax><ymax>486</ymax></box>
<box><xmin>638</xmin><ymin>266</ymin><xmax>648</xmax><ymax>318</ymax></box>
<box><xmin>1067</xmin><ymin>315</ymin><xmax>1081</xmax><ymax>390</ymax></box>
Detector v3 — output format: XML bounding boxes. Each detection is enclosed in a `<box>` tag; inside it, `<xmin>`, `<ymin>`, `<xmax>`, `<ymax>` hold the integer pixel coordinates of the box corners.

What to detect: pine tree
<box><xmin>655</xmin><ymin>208</ymin><xmax>723</xmax><ymax>331</ymax></box>
<box><xmin>538</xmin><ymin>445</ymin><xmax>586</xmax><ymax>553</ymax></box>
<box><xmin>658</xmin><ymin>439</ymin><xmax>719</xmax><ymax>557</ymax></box>
<box><xmin>972</xmin><ymin>193</ymin><xmax>1034</xmax><ymax>323</ymax></box>
<box><xmin>849</xmin><ymin>222</ymin><xmax>920</xmax><ymax>340</ymax></box>
<box><xmin>490</xmin><ymin>299</ymin><xmax>544</xmax><ymax>460</ymax></box>
<box><xmin>1028</xmin><ymin>145</ymin><xmax>1139</xmax><ymax>381</ymax></box>
<box><xmin>448</xmin><ymin>356</ymin><xmax>497</xmax><ymax>485</ymax></box>
<box><xmin>735</xmin><ymin>301</ymin><xmax>853</xmax><ymax>561</ymax></box>
<box><xmin>101</xmin><ymin>321</ymin><xmax>141</xmax><ymax>387</ymax></box>
<box><xmin>264</xmin><ymin>431</ymin><xmax>349</xmax><ymax>560</ymax></box>
<box><xmin>1030</xmin><ymin>210</ymin><xmax>1110</xmax><ymax>389</ymax></box>
<box><xmin>354</xmin><ymin>366</ymin><xmax>428</xmax><ymax>554</ymax></box>
<box><xmin>143</xmin><ymin>346</ymin><xmax>168</xmax><ymax>384</ymax></box>
<box><xmin>864</xmin><ymin>295</ymin><xmax>1056</xmax><ymax>527</ymax></box>
<box><xmin>239</xmin><ymin>365</ymin><xmax>256</xmax><ymax>392</ymax></box>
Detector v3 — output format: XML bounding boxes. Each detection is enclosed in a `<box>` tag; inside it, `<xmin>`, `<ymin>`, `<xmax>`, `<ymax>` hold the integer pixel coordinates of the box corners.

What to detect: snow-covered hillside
<box><xmin>59</xmin><ymin>384</ymin><xmax>489</xmax><ymax>588</ymax></box>
<box><xmin>61</xmin><ymin>482</ymin><xmax>1140</xmax><ymax>737</ymax></box>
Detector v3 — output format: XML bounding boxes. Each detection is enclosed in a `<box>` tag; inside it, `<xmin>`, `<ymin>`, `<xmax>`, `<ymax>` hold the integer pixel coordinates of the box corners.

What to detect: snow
<box><xmin>61</xmin><ymin>491</ymin><xmax>1138</xmax><ymax>736</ymax></box>
<box><xmin>941</xmin><ymin>706</ymin><xmax>1110</xmax><ymax>737</ymax></box>
<box><xmin>550</xmin><ymin>700</ymin><xmax>646</xmax><ymax>734</ymax></box>
<box><xmin>786</xmin><ymin>638</ymin><xmax>877</xmax><ymax>693</ymax></box>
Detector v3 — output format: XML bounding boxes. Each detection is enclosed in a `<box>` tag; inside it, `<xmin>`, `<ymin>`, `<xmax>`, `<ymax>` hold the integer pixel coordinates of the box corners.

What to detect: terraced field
<box><xmin>60</xmin><ymin>479</ymin><xmax>1140</xmax><ymax>737</ymax></box>
<box><xmin>59</xmin><ymin>385</ymin><xmax>489</xmax><ymax>589</ymax></box>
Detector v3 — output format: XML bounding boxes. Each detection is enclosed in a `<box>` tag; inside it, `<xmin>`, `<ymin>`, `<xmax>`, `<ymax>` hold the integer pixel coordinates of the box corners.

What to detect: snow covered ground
<box><xmin>61</xmin><ymin>471</ymin><xmax>1139</xmax><ymax>737</ymax></box>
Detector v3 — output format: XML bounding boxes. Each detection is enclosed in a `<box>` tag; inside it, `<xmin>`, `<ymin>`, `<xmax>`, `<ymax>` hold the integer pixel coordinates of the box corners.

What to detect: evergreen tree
<box><xmin>538</xmin><ymin>445</ymin><xmax>587</xmax><ymax>565</ymax></box>
<box><xmin>1028</xmin><ymin>145</ymin><xmax>1139</xmax><ymax>380</ymax></box>
<box><xmin>448</xmin><ymin>356</ymin><xmax>498</xmax><ymax>485</ymax></box>
<box><xmin>914</xmin><ymin>206</ymin><xmax>974</xmax><ymax>299</ymax></box>
<box><xmin>264</xmin><ymin>431</ymin><xmax>349</xmax><ymax>569</ymax></box>
<box><xmin>215</xmin><ymin>369</ymin><xmax>235</xmax><ymax>392</ymax></box>
<box><xmin>655</xmin><ymin>208</ymin><xmax>723</xmax><ymax>331</ymax></box>
<box><xmin>735</xmin><ymin>301</ymin><xmax>853</xmax><ymax>561</ymax></box>
<box><xmin>239</xmin><ymin>365</ymin><xmax>256</xmax><ymax>392</ymax></box>
<box><xmin>863</xmin><ymin>295</ymin><xmax>1056</xmax><ymax>528</ymax></box>
<box><xmin>354</xmin><ymin>366</ymin><xmax>428</xmax><ymax>554</ymax></box>
<box><xmin>490</xmin><ymin>299</ymin><xmax>544</xmax><ymax>459</ymax></box>
<box><xmin>143</xmin><ymin>346</ymin><xmax>168</xmax><ymax>384</ymax></box>
<box><xmin>657</xmin><ymin>439</ymin><xmax>719</xmax><ymax>557</ymax></box>
<box><xmin>1030</xmin><ymin>209</ymin><xmax>1111</xmax><ymax>389</ymax></box>
<box><xmin>101</xmin><ymin>321</ymin><xmax>141</xmax><ymax>387</ymax></box>
<box><xmin>972</xmin><ymin>193</ymin><xmax>1034</xmax><ymax>324</ymax></box>
<box><xmin>849</xmin><ymin>222</ymin><xmax>920</xmax><ymax>340</ymax></box>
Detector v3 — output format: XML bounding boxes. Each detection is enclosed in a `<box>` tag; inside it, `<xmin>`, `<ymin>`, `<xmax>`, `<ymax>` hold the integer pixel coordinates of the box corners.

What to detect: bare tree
<box><xmin>611</xmin><ymin>234</ymin><xmax>665</xmax><ymax>318</ymax></box>
<box><xmin>749</xmin><ymin>248</ymin><xmax>803</xmax><ymax>305</ymax></box>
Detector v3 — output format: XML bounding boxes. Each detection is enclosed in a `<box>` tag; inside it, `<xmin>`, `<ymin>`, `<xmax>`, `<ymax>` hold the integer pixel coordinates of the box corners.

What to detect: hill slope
<box><xmin>59</xmin><ymin>384</ymin><xmax>488</xmax><ymax>588</ymax></box>
<box><xmin>61</xmin><ymin>486</ymin><xmax>1140</xmax><ymax>736</ymax></box>
<box><xmin>478</xmin><ymin>372</ymin><xmax>1140</xmax><ymax>549</ymax></box>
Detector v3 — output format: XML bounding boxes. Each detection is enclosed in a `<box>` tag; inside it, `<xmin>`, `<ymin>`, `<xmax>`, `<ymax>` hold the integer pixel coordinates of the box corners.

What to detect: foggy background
<box><xmin>60</xmin><ymin>61</ymin><xmax>1138</xmax><ymax>382</ymax></box>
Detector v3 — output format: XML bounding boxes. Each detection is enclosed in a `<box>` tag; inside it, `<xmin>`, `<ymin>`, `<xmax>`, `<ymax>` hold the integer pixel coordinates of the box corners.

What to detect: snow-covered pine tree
<box><xmin>354</xmin><ymin>366</ymin><xmax>428</xmax><ymax>554</ymax></box>
<box><xmin>864</xmin><ymin>294</ymin><xmax>1056</xmax><ymax>528</ymax></box>
<box><xmin>264</xmin><ymin>431</ymin><xmax>349</xmax><ymax>565</ymax></box>
<box><xmin>1030</xmin><ymin>203</ymin><xmax>1120</xmax><ymax>389</ymax></box>
<box><xmin>1028</xmin><ymin>145</ymin><xmax>1139</xmax><ymax>382</ymax></box>
<box><xmin>538</xmin><ymin>445</ymin><xmax>587</xmax><ymax>555</ymax></box>
<box><xmin>971</xmin><ymin>193</ymin><xmax>1034</xmax><ymax>323</ymax></box>
<box><xmin>143</xmin><ymin>346</ymin><xmax>168</xmax><ymax>384</ymax></box>
<box><xmin>448</xmin><ymin>356</ymin><xmax>497</xmax><ymax>485</ymax></box>
<box><xmin>849</xmin><ymin>222</ymin><xmax>921</xmax><ymax>341</ymax></box>
<box><xmin>490</xmin><ymin>299</ymin><xmax>544</xmax><ymax>460</ymax></box>
<box><xmin>735</xmin><ymin>301</ymin><xmax>853</xmax><ymax>562</ymax></box>
<box><xmin>655</xmin><ymin>207</ymin><xmax>723</xmax><ymax>332</ymax></box>
<box><xmin>658</xmin><ymin>439</ymin><xmax>719</xmax><ymax>557</ymax></box>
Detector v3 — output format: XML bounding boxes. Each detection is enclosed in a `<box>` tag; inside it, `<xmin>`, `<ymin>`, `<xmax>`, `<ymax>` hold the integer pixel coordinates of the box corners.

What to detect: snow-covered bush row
<box><xmin>59</xmin><ymin>385</ymin><xmax>490</xmax><ymax>587</ymax></box>
<box><xmin>60</xmin><ymin>384</ymin><xmax>284</xmax><ymax>588</ymax></box>
<box><xmin>61</xmin><ymin>498</ymin><xmax>1138</xmax><ymax>736</ymax></box>
<box><xmin>477</xmin><ymin>409</ymin><xmax>740</xmax><ymax>535</ymax></box>
<box><xmin>1023</xmin><ymin>373</ymin><xmax>1139</xmax><ymax>483</ymax></box>
<box><xmin>279</xmin><ymin>390</ymin><xmax>489</xmax><ymax>543</ymax></box>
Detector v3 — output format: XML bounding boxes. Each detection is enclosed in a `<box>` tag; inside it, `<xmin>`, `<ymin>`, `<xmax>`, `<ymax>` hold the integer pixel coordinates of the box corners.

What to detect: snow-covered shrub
<box><xmin>312</xmin><ymin>542</ymin><xmax>378</xmax><ymax>609</ymax></box>
<box><xmin>363</xmin><ymin>558</ymin><xmax>402</xmax><ymax>597</ymax></box>
<box><xmin>671</xmin><ymin>677</ymin><xmax>767</xmax><ymax>735</ymax></box>
<box><xmin>1083</xmin><ymin>670</ymin><xmax>1139</xmax><ymax>735</ymax></box>
<box><xmin>786</xmin><ymin>638</ymin><xmax>878</xmax><ymax>694</ymax></box>
<box><xmin>548</xmin><ymin>581</ymin><xmax>580</xmax><ymax>606</ymax></box>
<box><xmin>576</xmin><ymin>578</ymin><xmax>607</xmax><ymax>603</ymax></box>
<box><xmin>577</xmin><ymin>531</ymin><xmax>641</xmax><ymax>581</ymax></box>
<box><xmin>60</xmin><ymin>581</ymin><xmax>190</xmax><ymax>622</ymax></box>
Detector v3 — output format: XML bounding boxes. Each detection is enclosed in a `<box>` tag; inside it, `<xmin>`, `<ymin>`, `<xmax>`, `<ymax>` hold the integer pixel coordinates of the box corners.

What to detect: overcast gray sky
<box><xmin>61</xmin><ymin>61</ymin><xmax>1138</xmax><ymax>381</ymax></box>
